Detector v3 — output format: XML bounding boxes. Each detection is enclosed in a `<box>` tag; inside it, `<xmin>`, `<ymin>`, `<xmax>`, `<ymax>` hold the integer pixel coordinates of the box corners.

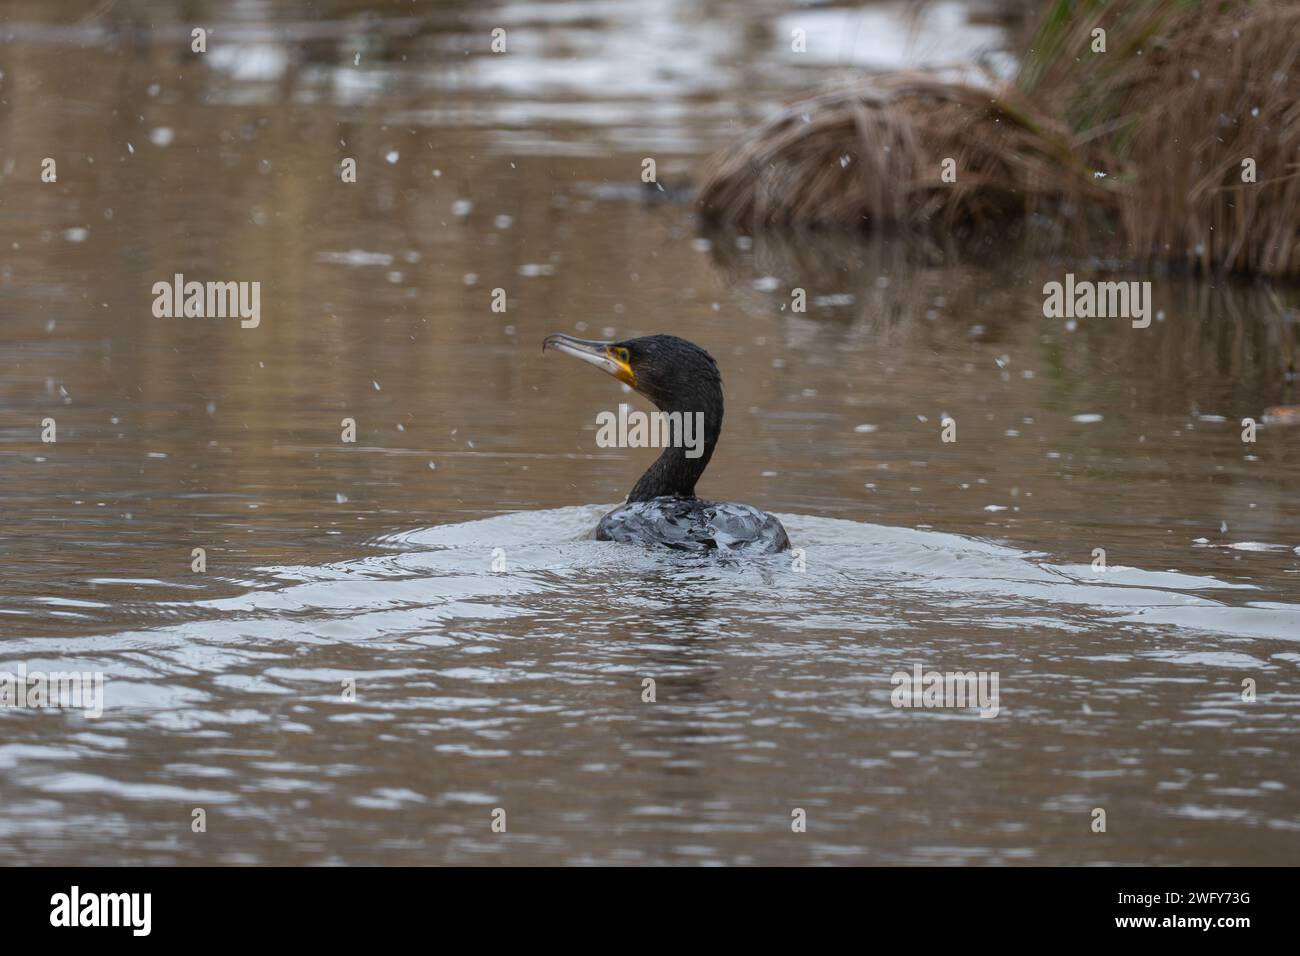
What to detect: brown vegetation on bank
<box><xmin>697</xmin><ymin>74</ymin><xmax>1111</xmax><ymax>235</ymax></box>
<box><xmin>697</xmin><ymin>1</ymin><xmax>1300</xmax><ymax>279</ymax></box>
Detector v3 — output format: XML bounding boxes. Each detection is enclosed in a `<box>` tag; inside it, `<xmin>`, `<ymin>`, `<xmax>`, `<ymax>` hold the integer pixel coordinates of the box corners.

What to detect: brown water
<box><xmin>2</xmin><ymin>0</ymin><xmax>1298</xmax><ymax>865</ymax></box>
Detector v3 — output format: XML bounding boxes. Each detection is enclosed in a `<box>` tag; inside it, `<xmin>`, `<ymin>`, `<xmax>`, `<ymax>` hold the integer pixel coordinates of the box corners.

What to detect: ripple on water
<box><xmin>2</xmin><ymin>506</ymin><xmax>1299</xmax><ymax>864</ymax></box>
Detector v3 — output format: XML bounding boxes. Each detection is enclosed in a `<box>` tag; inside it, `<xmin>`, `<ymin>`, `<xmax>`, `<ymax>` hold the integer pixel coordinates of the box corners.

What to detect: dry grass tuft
<box><xmin>698</xmin><ymin>74</ymin><xmax>1112</xmax><ymax>234</ymax></box>
<box><xmin>1021</xmin><ymin>1</ymin><xmax>1300</xmax><ymax>277</ymax></box>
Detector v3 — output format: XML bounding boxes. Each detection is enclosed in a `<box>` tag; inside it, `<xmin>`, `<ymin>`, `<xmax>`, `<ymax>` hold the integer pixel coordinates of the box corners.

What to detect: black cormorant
<box><xmin>542</xmin><ymin>333</ymin><xmax>790</xmax><ymax>554</ymax></box>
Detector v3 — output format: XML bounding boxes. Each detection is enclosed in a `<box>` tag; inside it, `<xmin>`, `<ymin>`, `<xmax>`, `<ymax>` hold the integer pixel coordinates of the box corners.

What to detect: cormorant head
<box><xmin>542</xmin><ymin>333</ymin><xmax>722</xmax><ymax>413</ymax></box>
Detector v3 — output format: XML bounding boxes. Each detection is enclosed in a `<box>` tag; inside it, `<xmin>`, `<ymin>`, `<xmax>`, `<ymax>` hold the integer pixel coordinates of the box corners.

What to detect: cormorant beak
<box><xmin>542</xmin><ymin>333</ymin><xmax>636</xmax><ymax>387</ymax></box>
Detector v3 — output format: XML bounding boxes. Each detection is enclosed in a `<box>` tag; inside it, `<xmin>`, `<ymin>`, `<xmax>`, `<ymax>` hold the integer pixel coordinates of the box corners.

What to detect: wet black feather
<box><xmin>596</xmin><ymin>498</ymin><xmax>789</xmax><ymax>554</ymax></box>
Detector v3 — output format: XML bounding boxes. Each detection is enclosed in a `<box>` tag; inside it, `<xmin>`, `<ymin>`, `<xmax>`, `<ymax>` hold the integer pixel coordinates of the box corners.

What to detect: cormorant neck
<box><xmin>627</xmin><ymin>391</ymin><xmax>722</xmax><ymax>502</ymax></box>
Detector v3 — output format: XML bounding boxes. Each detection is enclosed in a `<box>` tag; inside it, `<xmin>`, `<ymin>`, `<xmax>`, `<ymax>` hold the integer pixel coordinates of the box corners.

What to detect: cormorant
<box><xmin>542</xmin><ymin>332</ymin><xmax>790</xmax><ymax>554</ymax></box>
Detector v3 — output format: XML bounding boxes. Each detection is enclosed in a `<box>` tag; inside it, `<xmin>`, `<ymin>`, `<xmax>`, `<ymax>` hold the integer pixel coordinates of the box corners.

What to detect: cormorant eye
<box><xmin>615</xmin><ymin>347</ymin><xmax>630</xmax><ymax>364</ymax></box>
